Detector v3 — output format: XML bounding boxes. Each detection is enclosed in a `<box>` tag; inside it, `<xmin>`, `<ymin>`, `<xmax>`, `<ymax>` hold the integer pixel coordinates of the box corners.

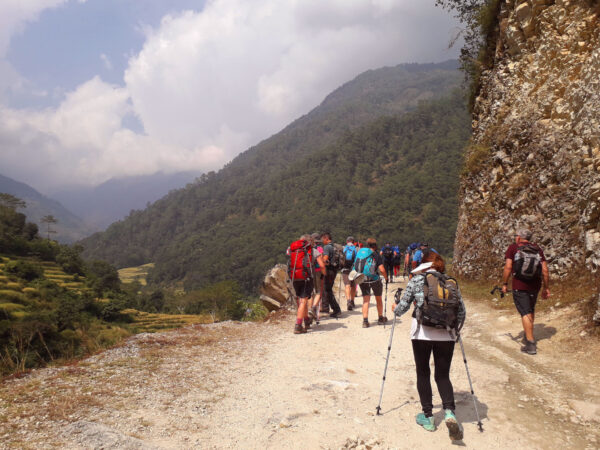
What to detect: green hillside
<box><xmin>0</xmin><ymin>174</ymin><xmax>95</xmax><ymax>243</ymax></box>
<box><xmin>81</xmin><ymin>83</ymin><xmax>470</xmax><ymax>293</ymax></box>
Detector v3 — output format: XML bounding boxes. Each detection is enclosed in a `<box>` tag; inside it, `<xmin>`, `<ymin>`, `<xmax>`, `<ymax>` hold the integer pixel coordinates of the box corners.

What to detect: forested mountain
<box><xmin>81</xmin><ymin>60</ymin><xmax>470</xmax><ymax>294</ymax></box>
<box><xmin>0</xmin><ymin>174</ymin><xmax>94</xmax><ymax>243</ymax></box>
<box><xmin>52</xmin><ymin>171</ymin><xmax>201</xmax><ymax>230</ymax></box>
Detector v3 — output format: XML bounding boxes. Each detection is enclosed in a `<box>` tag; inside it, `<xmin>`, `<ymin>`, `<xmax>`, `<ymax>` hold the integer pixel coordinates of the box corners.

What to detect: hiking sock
<box><xmin>296</xmin><ymin>318</ymin><xmax>303</xmax><ymax>325</ymax></box>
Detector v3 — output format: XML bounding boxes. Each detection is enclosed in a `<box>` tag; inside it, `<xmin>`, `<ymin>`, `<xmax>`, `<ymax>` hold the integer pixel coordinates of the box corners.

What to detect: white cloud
<box><xmin>0</xmin><ymin>0</ymin><xmax>460</xmax><ymax>189</ymax></box>
<box><xmin>100</xmin><ymin>53</ymin><xmax>113</xmax><ymax>70</ymax></box>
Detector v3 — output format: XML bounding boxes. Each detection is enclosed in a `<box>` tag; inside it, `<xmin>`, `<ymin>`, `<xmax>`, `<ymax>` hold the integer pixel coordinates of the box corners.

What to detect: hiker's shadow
<box><xmin>312</xmin><ymin>322</ymin><xmax>347</xmax><ymax>332</ymax></box>
<box><xmin>433</xmin><ymin>392</ymin><xmax>489</xmax><ymax>445</ymax></box>
<box><xmin>507</xmin><ymin>323</ymin><xmax>557</xmax><ymax>344</ymax></box>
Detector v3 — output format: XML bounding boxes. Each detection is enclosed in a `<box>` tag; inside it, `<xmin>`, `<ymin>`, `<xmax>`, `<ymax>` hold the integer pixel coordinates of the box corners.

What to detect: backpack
<box><xmin>288</xmin><ymin>240</ymin><xmax>313</xmax><ymax>281</ymax></box>
<box><xmin>513</xmin><ymin>243</ymin><xmax>542</xmax><ymax>282</ymax></box>
<box><xmin>382</xmin><ymin>246</ymin><xmax>394</xmax><ymax>262</ymax></box>
<box><xmin>329</xmin><ymin>243</ymin><xmax>346</xmax><ymax>270</ymax></box>
<box><xmin>343</xmin><ymin>244</ymin><xmax>357</xmax><ymax>269</ymax></box>
<box><xmin>415</xmin><ymin>272</ymin><xmax>461</xmax><ymax>330</ymax></box>
<box><xmin>353</xmin><ymin>248</ymin><xmax>379</xmax><ymax>281</ymax></box>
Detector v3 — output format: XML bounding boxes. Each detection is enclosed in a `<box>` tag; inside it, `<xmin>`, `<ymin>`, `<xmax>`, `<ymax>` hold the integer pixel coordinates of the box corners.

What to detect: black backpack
<box><xmin>414</xmin><ymin>272</ymin><xmax>461</xmax><ymax>330</ymax></box>
<box><xmin>382</xmin><ymin>246</ymin><xmax>394</xmax><ymax>262</ymax></box>
<box><xmin>513</xmin><ymin>244</ymin><xmax>542</xmax><ymax>282</ymax></box>
<box><xmin>329</xmin><ymin>243</ymin><xmax>346</xmax><ymax>270</ymax></box>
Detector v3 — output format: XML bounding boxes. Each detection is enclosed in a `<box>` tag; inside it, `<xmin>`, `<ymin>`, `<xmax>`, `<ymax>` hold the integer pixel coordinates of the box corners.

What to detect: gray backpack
<box><xmin>513</xmin><ymin>244</ymin><xmax>542</xmax><ymax>282</ymax></box>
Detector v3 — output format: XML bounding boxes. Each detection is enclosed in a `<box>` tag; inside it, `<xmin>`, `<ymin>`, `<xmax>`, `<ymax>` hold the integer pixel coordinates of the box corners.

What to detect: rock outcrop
<box><xmin>260</xmin><ymin>264</ymin><xmax>294</xmax><ymax>311</ymax></box>
<box><xmin>454</xmin><ymin>0</ymin><xmax>600</xmax><ymax>283</ymax></box>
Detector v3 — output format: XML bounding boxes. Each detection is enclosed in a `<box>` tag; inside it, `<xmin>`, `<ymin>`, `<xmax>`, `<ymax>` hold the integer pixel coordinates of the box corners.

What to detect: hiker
<box><xmin>392</xmin><ymin>244</ymin><xmax>402</xmax><ymax>278</ymax></box>
<box><xmin>404</xmin><ymin>242</ymin><xmax>418</xmax><ymax>278</ymax></box>
<box><xmin>321</xmin><ymin>232</ymin><xmax>343</xmax><ymax>318</ymax></box>
<box><xmin>353</xmin><ymin>237</ymin><xmax>388</xmax><ymax>327</ymax></box>
<box><xmin>393</xmin><ymin>249</ymin><xmax>466</xmax><ymax>441</ymax></box>
<box><xmin>411</xmin><ymin>242</ymin><xmax>428</xmax><ymax>270</ymax></box>
<box><xmin>288</xmin><ymin>234</ymin><xmax>326</xmax><ymax>334</ymax></box>
<box><xmin>342</xmin><ymin>236</ymin><xmax>358</xmax><ymax>310</ymax></box>
<box><xmin>310</xmin><ymin>233</ymin><xmax>326</xmax><ymax>314</ymax></box>
<box><xmin>501</xmin><ymin>229</ymin><xmax>550</xmax><ymax>355</ymax></box>
<box><xmin>380</xmin><ymin>242</ymin><xmax>395</xmax><ymax>283</ymax></box>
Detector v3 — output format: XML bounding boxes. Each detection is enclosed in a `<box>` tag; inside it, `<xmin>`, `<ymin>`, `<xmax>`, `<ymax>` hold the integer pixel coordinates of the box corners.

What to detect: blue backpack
<box><xmin>353</xmin><ymin>248</ymin><xmax>379</xmax><ymax>281</ymax></box>
<box><xmin>343</xmin><ymin>244</ymin><xmax>357</xmax><ymax>269</ymax></box>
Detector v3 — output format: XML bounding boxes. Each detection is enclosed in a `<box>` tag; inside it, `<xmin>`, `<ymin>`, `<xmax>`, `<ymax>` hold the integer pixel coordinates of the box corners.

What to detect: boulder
<box><xmin>260</xmin><ymin>264</ymin><xmax>294</xmax><ymax>311</ymax></box>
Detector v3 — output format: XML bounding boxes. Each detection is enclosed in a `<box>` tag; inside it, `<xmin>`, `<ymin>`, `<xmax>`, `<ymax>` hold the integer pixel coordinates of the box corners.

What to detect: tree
<box><xmin>0</xmin><ymin>193</ymin><xmax>26</xmax><ymax>210</ymax></box>
<box><xmin>41</xmin><ymin>215</ymin><xmax>57</xmax><ymax>241</ymax></box>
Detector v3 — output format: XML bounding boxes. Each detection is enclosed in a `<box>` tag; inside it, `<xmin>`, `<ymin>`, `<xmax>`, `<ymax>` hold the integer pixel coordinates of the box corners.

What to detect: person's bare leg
<box><xmin>362</xmin><ymin>294</ymin><xmax>370</xmax><ymax>319</ymax></box>
<box><xmin>297</xmin><ymin>298</ymin><xmax>307</xmax><ymax>322</ymax></box>
<box><xmin>522</xmin><ymin>313</ymin><xmax>534</xmax><ymax>342</ymax></box>
<box><xmin>375</xmin><ymin>295</ymin><xmax>383</xmax><ymax>317</ymax></box>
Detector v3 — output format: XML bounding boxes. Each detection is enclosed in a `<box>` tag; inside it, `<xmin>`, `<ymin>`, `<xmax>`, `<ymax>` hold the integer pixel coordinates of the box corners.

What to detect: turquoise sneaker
<box><xmin>415</xmin><ymin>413</ymin><xmax>436</xmax><ymax>432</ymax></box>
<box><xmin>444</xmin><ymin>409</ymin><xmax>464</xmax><ymax>441</ymax></box>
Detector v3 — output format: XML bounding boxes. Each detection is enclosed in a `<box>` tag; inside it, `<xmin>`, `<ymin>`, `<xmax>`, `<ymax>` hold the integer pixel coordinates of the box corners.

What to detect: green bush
<box><xmin>4</xmin><ymin>260</ymin><xmax>44</xmax><ymax>281</ymax></box>
<box><xmin>0</xmin><ymin>290</ymin><xmax>25</xmax><ymax>303</ymax></box>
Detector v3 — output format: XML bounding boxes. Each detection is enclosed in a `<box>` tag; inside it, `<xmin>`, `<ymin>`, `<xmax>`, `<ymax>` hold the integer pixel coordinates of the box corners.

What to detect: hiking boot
<box><xmin>330</xmin><ymin>311</ymin><xmax>342</xmax><ymax>319</ymax></box>
<box><xmin>362</xmin><ymin>319</ymin><xmax>370</xmax><ymax>328</ymax></box>
<box><xmin>377</xmin><ymin>316</ymin><xmax>388</xmax><ymax>325</ymax></box>
<box><xmin>444</xmin><ymin>409</ymin><xmax>463</xmax><ymax>441</ymax></box>
<box><xmin>304</xmin><ymin>318</ymin><xmax>312</xmax><ymax>329</ymax></box>
<box><xmin>416</xmin><ymin>413</ymin><xmax>436</xmax><ymax>432</ymax></box>
<box><xmin>521</xmin><ymin>340</ymin><xmax>537</xmax><ymax>355</ymax></box>
<box><xmin>308</xmin><ymin>308</ymin><xmax>316</xmax><ymax>320</ymax></box>
<box><xmin>347</xmin><ymin>300</ymin><xmax>354</xmax><ymax>311</ymax></box>
<box><xmin>293</xmin><ymin>324</ymin><xmax>306</xmax><ymax>334</ymax></box>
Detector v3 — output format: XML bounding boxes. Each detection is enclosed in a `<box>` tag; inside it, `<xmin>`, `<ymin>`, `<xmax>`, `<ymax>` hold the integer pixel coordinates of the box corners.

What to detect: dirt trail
<box><xmin>1</xmin><ymin>277</ymin><xmax>599</xmax><ymax>449</ymax></box>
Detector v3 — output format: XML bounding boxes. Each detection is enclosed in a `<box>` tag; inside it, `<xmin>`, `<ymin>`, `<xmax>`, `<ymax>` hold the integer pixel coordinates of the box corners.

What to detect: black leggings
<box><xmin>411</xmin><ymin>339</ymin><xmax>456</xmax><ymax>417</ymax></box>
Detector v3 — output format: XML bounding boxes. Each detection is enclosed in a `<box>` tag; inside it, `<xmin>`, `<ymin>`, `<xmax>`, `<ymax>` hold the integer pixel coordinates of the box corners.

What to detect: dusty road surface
<box><xmin>1</xmin><ymin>277</ymin><xmax>599</xmax><ymax>449</ymax></box>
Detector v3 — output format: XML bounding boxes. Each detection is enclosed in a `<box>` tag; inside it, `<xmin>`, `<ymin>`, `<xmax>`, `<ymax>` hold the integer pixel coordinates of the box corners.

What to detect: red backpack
<box><xmin>288</xmin><ymin>240</ymin><xmax>313</xmax><ymax>281</ymax></box>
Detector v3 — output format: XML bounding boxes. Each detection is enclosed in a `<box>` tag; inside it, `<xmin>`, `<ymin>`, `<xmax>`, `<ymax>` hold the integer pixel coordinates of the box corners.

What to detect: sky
<box><xmin>0</xmin><ymin>0</ymin><xmax>461</xmax><ymax>192</ymax></box>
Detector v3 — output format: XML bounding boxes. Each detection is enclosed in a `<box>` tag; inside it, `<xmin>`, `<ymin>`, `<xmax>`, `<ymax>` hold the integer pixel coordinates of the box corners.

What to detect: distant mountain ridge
<box><xmin>81</xmin><ymin>61</ymin><xmax>469</xmax><ymax>292</ymax></box>
<box><xmin>52</xmin><ymin>171</ymin><xmax>202</xmax><ymax>230</ymax></box>
<box><xmin>0</xmin><ymin>173</ymin><xmax>93</xmax><ymax>243</ymax></box>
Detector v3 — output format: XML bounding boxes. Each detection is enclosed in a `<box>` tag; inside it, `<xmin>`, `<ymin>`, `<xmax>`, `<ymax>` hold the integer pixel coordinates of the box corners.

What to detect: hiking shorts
<box><xmin>341</xmin><ymin>270</ymin><xmax>354</xmax><ymax>287</ymax></box>
<box><xmin>512</xmin><ymin>290</ymin><xmax>538</xmax><ymax>316</ymax></box>
<box><xmin>359</xmin><ymin>280</ymin><xmax>383</xmax><ymax>297</ymax></box>
<box><xmin>293</xmin><ymin>279</ymin><xmax>314</xmax><ymax>299</ymax></box>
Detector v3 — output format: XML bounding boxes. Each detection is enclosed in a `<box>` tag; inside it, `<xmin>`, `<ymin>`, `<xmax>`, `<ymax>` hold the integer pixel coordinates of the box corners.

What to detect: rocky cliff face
<box><xmin>454</xmin><ymin>0</ymin><xmax>600</xmax><ymax>282</ymax></box>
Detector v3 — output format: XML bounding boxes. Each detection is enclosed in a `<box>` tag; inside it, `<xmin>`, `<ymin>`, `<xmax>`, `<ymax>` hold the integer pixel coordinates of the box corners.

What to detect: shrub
<box><xmin>0</xmin><ymin>290</ymin><xmax>25</xmax><ymax>303</ymax></box>
<box><xmin>4</xmin><ymin>260</ymin><xmax>44</xmax><ymax>281</ymax></box>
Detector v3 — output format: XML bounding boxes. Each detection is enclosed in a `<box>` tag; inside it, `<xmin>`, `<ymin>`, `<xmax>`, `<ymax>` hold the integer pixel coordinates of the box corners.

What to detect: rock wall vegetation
<box><xmin>453</xmin><ymin>0</ymin><xmax>600</xmax><ymax>289</ymax></box>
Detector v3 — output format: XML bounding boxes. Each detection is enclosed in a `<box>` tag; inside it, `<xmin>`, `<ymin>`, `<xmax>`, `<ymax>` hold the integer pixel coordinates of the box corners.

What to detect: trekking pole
<box><xmin>376</xmin><ymin>313</ymin><xmax>397</xmax><ymax>415</ymax></box>
<box><xmin>384</xmin><ymin>280</ymin><xmax>388</xmax><ymax>329</ymax></box>
<box><xmin>338</xmin><ymin>271</ymin><xmax>344</xmax><ymax>303</ymax></box>
<box><xmin>456</xmin><ymin>333</ymin><xmax>484</xmax><ymax>432</ymax></box>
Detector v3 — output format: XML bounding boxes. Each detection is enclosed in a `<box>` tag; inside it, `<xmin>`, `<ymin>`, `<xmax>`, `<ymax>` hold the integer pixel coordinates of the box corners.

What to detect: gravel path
<box><xmin>1</xmin><ymin>277</ymin><xmax>599</xmax><ymax>449</ymax></box>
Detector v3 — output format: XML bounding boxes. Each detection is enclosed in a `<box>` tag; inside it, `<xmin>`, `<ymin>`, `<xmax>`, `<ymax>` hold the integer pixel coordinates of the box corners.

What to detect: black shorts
<box><xmin>513</xmin><ymin>290</ymin><xmax>538</xmax><ymax>316</ymax></box>
<box><xmin>293</xmin><ymin>279</ymin><xmax>314</xmax><ymax>299</ymax></box>
<box><xmin>359</xmin><ymin>279</ymin><xmax>383</xmax><ymax>297</ymax></box>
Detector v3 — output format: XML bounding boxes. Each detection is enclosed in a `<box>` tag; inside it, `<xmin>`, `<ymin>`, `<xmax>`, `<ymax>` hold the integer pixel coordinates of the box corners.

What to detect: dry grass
<box><xmin>123</xmin><ymin>309</ymin><xmax>211</xmax><ymax>333</ymax></box>
<box><xmin>118</xmin><ymin>263</ymin><xmax>155</xmax><ymax>286</ymax></box>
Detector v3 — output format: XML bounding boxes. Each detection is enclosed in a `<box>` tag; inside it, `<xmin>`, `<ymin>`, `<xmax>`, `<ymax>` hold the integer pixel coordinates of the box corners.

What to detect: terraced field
<box><xmin>118</xmin><ymin>263</ymin><xmax>154</xmax><ymax>285</ymax></box>
<box><xmin>122</xmin><ymin>309</ymin><xmax>211</xmax><ymax>333</ymax></box>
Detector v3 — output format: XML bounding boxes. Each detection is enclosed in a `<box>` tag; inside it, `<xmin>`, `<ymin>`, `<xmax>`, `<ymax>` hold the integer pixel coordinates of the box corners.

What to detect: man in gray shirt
<box><xmin>322</xmin><ymin>232</ymin><xmax>342</xmax><ymax>318</ymax></box>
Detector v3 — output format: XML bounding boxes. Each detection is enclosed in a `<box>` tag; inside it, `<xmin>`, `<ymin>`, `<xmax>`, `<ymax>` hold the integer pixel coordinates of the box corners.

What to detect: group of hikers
<box><xmin>286</xmin><ymin>228</ymin><xmax>550</xmax><ymax>442</ymax></box>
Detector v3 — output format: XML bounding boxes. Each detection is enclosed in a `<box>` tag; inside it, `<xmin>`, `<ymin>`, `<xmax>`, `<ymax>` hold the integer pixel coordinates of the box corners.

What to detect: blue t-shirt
<box><xmin>412</xmin><ymin>249</ymin><xmax>423</xmax><ymax>264</ymax></box>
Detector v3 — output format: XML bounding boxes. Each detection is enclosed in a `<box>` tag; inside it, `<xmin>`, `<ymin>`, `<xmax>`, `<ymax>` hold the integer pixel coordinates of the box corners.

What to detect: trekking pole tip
<box><xmin>477</xmin><ymin>422</ymin><xmax>484</xmax><ymax>432</ymax></box>
<box><xmin>375</xmin><ymin>406</ymin><xmax>382</xmax><ymax>416</ymax></box>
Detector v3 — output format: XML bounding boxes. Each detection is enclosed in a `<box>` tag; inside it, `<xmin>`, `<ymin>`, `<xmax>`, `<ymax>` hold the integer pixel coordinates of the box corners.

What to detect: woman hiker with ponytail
<box><xmin>392</xmin><ymin>249</ymin><xmax>466</xmax><ymax>441</ymax></box>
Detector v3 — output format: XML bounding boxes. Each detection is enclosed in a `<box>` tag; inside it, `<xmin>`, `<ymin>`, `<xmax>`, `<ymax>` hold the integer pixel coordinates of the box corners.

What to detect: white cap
<box><xmin>411</xmin><ymin>262</ymin><xmax>433</xmax><ymax>274</ymax></box>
